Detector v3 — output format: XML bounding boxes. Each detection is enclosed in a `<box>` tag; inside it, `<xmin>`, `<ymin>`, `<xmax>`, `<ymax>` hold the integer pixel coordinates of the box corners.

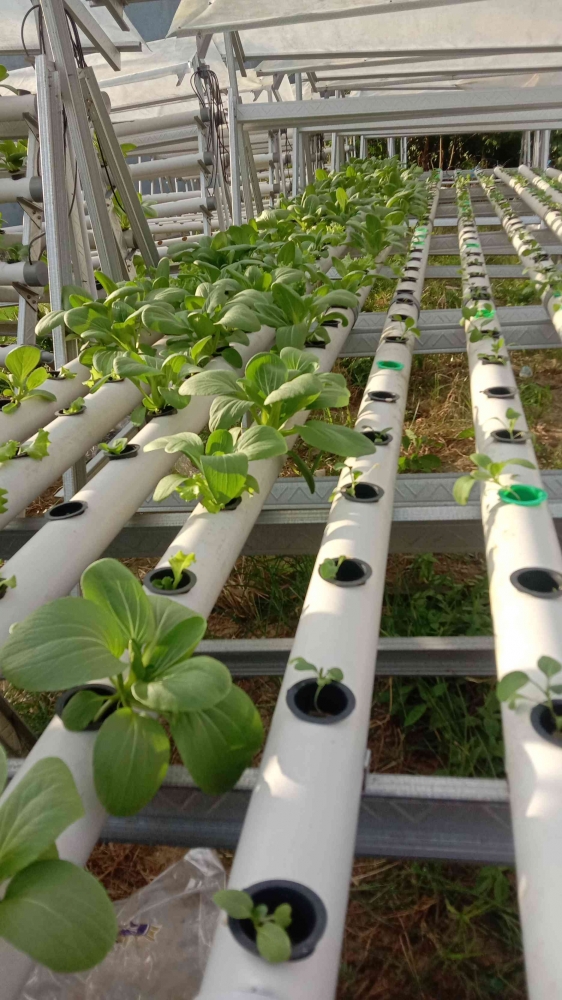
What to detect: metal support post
<box><xmin>238</xmin><ymin>124</ymin><xmax>254</xmax><ymax>220</ymax></box>
<box><xmin>330</xmin><ymin>90</ymin><xmax>341</xmax><ymax>174</ymax></box>
<box><xmin>16</xmin><ymin>129</ymin><xmax>41</xmax><ymax>346</ymax></box>
<box><xmin>387</xmin><ymin>137</ymin><xmax>396</xmax><ymax>158</ymax></box>
<box><xmin>224</xmin><ymin>31</ymin><xmax>242</xmax><ymax>226</ymax></box>
<box><xmin>292</xmin><ymin>72</ymin><xmax>303</xmax><ymax>197</ymax></box>
<box><xmin>400</xmin><ymin>136</ymin><xmax>408</xmax><ymax>166</ymax></box>
<box><xmin>66</xmin><ymin>144</ymin><xmax>96</xmax><ymax>297</ymax></box>
<box><xmin>520</xmin><ymin>131</ymin><xmax>531</xmax><ymax>167</ymax></box>
<box><xmin>531</xmin><ymin>130</ymin><xmax>541</xmax><ymax>169</ymax></box>
<box><xmin>540</xmin><ymin>129</ymin><xmax>551</xmax><ymax>170</ymax></box>
<box><xmin>359</xmin><ymin>135</ymin><xmax>367</xmax><ymax>159</ymax></box>
<box><xmin>243</xmin><ymin>130</ymin><xmax>264</xmax><ymax>216</ymax></box>
<box><xmin>303</xmin><ymin>133</ymin><xmax>313</xmax><ymax>186</ymax></box>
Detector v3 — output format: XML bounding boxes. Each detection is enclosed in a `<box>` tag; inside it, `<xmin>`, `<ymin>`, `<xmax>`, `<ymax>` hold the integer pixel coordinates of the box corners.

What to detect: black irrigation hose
<box><xmin>190</xmin><ymin>66</ymin><xmax>229</xmax><ymax>193</ymax></box>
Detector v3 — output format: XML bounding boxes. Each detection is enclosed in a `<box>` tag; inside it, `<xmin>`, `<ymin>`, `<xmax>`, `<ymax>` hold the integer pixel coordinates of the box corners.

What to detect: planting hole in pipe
<box><xmin>320</xmin><ymin>557</ymin><xmax>372</xmax><ymax>587</ymax></box>
<box><xmin>145</xmin><ymin>566</ymin><xmax>197</xmax><ymax>595</ymax></box>
<box><xmin>107</xmin><ymin>443</ymin><xmax>139</xmax><ymax>461</ymax></box>
<box><xmin>499</xmin><ymin>485</ymin><xmax>548</xmax><ymax>507</ymax></box>
<box><xmin>146</xmin><ymin>405</ymin><xmax>178</xmax><ymax>422</ymax></box>
<box><xmin>492</xmin><ymin>429</ymin><xmax>528</xmax><ymax>444</ymax></box>
<box><xmin>383</xmin><ymin>335</ymin><xmax>408</xmax><ymax>345</ymax></box>
<box><xmin>377</xmin><ymin>360</ymin><xmax>404</xmax><ymax>371</ymax></box>
<box><xmin>360</xmin><ymin>428</ymin><xmax>392</xmax><ymax>445</ymax></box>
<box><xmin>483</xmin><ymin>386</ymin><xmax>516</xmax><ymax>399</ymax></box>
<box><xmin>287</xmin><ymin>679</ymin><xmax>356</xmax><ymax>724</ymax></box>
<box><xmin>367</xmin><ymin>389</ymin><xmax>399</xmax><ymax>403</ymax></box>
<box><xmin>344</xmin><ymin>482</ymin><xmax>384</xmax><ymax>504</ymax></box>
<box><xmin>46</xmin><ymin>500</ymin><xmax>88</xmax><ymax>520</ymax></box>
<box><xmin>510</xmin><ymin>567</ymin><xmax>562</xmax><ymax>598</ymax></box>
<box><xmin>223</xmin><ymin>496</ymin><xmax>242</xmax><ymax>511</ymax></box>
<box><xmin>56</xmin><ymin>684</ymin><xmax>117</xmax><ymax>732</ymax></box>
<box><xmin>530</xmin><ymin>701</ymin><xmax>562</xmax><ymax>747</ymax></box>
<box><xmin>228</xmin><ymin>880</ymin><xmax>327</xmax><ymax>961</ymax></box>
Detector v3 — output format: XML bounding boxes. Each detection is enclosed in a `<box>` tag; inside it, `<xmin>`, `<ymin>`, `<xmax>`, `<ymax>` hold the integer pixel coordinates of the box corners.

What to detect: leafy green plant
<box><xmin>453</xmin><ymin>454</ymin><xmax>536</xmax><ymax>505</ymax></box>
<box><xmin>0</xmin><ymin>428</ymin><xmax>50</xmax><ymax>464</ymax></box>
<box><xmin>399</xmin><ymin>428</ymin><xmax>442</xmax><ymax>473</ymax></box>
<box><xmin>0</xmin><ymin>489</ymin><xmax>6</xmax><ymax>514</ymax></box>
<box><xmin>0</xmin><ymin>559</ymin><xmax>263</xmax><ymax>811</ymax></box>
<box><xmin>319</xmin><ymin>555</ymin><xmax>347</xmax><ymax>580</ymax></box>
<box><xmin>477</xmin><ymin>337</ymin><xmax>507</xmax><ymax>365</ymax></box>
<box><xmin>0</xmin><ymin>560</ymin><xmax>16</xmax><ymax>597</ymax></box>
<box><xmin>99</xmin><ymin>437</ymin><xmax>128</xmax><ymax>456</ymax></box>
<box><xmin>147</xmin><ymin>425</ymin><xmax>287</xmax><ymax>512</ymax></box>
<box><xmin>0</xmin><ymin>346</ymin><xmax>56</xmax><ymax>412</ymax></box>
<box><xmin>60</xmin><ymin>397</ymin><xmax>85</xmax><ymax>415</ymax></box>
<box><xmin>114</xmin><ymin>352</ymin><xmax>190</xmax><ymax>426</ymax></box>
<box><xmin>497</xmin><ymin>656</ymin><xmax>562</xmax><ymax>738</ymax></box>
<box><xmin>0</xmin><ymin>139</ymin><xmax>27</xmax><ymax>174</ymax></box>
<box><xmin>150</xmin><ymin>551</ymin><xmax>196</xmax><ymax>591</ymax></box>
<box><xmin>0</xmin><ymin>747</ymin><xmax>117</xmax><ymax>971</ymax></box>
<box><xmin>291</xmin><ymin>656</ymin><xmax>344</xmax><ymax>713</ymax></box>
<box><xmin>494</xmin><ymin>408</ymin><xmax>523</xmax><ymax>440</ymax></box>
<box><xmin>213</xmin><ymin>889</ymin><xmax>293</xmax><ymax>963</ymax></box>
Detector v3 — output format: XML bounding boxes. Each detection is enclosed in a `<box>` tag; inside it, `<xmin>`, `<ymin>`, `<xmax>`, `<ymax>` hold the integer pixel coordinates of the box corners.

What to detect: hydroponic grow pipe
<box><xmin>127</xmin><ymin>152</ymin><xmax>213</xmax><ymax>183</ymax></box>
<box><xmin>457</xmin><ymin>181</ymin><xmax>562</xmax><ymax>1000</ymax></box>
<box><xmin>195</xmin><ymin>181</ymin><xmax>440</xmax><ymax>1000</ymax></box>
<box><xmin>478</xmin><ymin>173</ymin><xmax>562</xmax><ymax>344</ymax></box>
<box><xmin>494</xmin><ymin>165</ymin><xmax>562</xmax><ymax>243</ymax></box>
<box><xmin>517</xmin><ymin>164</ymin><xmax>562</xmax><ymax>208</ymax></box>
<box><xmin>0</xmin><ymin>176</ymin><xmax>42</xmax><ymax>203</ymax></box>
<box><xmin>0</xmin><ymin>355</ymin><xmax>91</xmax><ymax>443</ymax></box>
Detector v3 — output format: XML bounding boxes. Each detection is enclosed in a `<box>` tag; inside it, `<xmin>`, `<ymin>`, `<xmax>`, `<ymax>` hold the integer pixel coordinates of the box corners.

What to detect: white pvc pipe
<box><xmin>0</xmin><ymin>94</ymin><xmax>36</xmax><ymax>122</ymax></box>
<box><xmin>128</xmin><ymin>153</ymin><xmax>212</xmax><ymax>182</ymax></box>
<box><xmin>113</xmin><ymin>108</ymin><xmax>208</xmax><ymax>137</ymax></box>
<box><xmin>0</xmin><ymin>355</ymin><xmax>90</xmax><ymax>443</ymax></box>
<box><xmin>518</xmin><ymin>164</ymin><xmax>562</xmax><ymax>208</ymax></box>
<box><xmin>458</xmin><ymin>186</ymin><xmax>562</xmax><ymax>1000</ymax></box>
<box><xmin>0</xmin><ymin>260</ymin><xmax>47</xmax><ymax>286</ymax></box>
<box><xmin>0</xmin><ymin>175</ymin><xmax>42</xmax><ymax>204</ymax></box>
<box><xmin>495</xmin><ymin>165</ymin><xmax>562</xmax><ymax>243</ymax></box>
<box><xmin>197</xmin><ymin>185</ymin><xmax>440</xmax><ymax>1000</ymax></box>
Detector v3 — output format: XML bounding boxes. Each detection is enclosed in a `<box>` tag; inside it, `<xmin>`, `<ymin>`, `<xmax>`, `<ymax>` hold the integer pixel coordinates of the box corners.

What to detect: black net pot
<box><xmin>510</xmin><ymin>568</ymin><xmax>562</xmax><ymax>599</ymax></box>
<box><xmin>343</xmin><ymin>483</ymin><xmax>384</xmax><ymax>504</ymax></box>
<box><xmin>145</xmin><ymin>567</ymin><xmax>197</xmax><ymax>595</ymax></box>
<box><xmin>367</xmin><ymin>390</ymin><xmax>399</xmax><ymax>404</ymax></box>
<box><xmin>360</xmin><ymin>429</ymin><xmax>392</xmax><ymax>446</ymax></box>
<box><xmin>228</xmin><ymin>880</ymin><xmax>327</xmax><ymax>961</ymax></box>
<box><xmin>482</xmin><ymin>386</ymin><xmax>516</xmax><ymax>400</ymax></box>
<box><xmin>46</xmin><ymin>501</ymin><xmax>88</xmax><ymax>521</ymax></box>
<box><xmin>491</xmin><ymin>429</ymin><xmax>528</xmax><ymax>445</ymax></box>
<box><xmin>107</xmin><ymin>444</ymin><xmax>140</xmax><ymax>461</ymax></box>
<box><xmin>287</xmin><ymin>679</ymin><xmax>356</xmax><ymax>725</ymax></box>
<box><xmin>530</xmin><ymin>701</ymin><xmax>562</xmax><ymax>748</ymax></box>
<box><xmin>321</xmin><ymin>557</ymin><xmax>372</xmax><ymax>587</ymax></box>
<box><xmin>56</xmin><ymin>684</ymin><xmax>117</xmax><ymax>732</ymax></box>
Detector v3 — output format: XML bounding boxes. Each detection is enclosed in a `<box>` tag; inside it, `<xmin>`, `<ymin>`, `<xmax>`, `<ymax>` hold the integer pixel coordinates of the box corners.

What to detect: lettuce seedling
<box><xmin>0</xmin><ymin>428</ymin><xmax>50</xmax><ymax>464</ymax></box>
<box><xmin>0</xmin><ymin>748</ymin><xmax>117</xmax><ymax>972</ymax></box>
<box><xmin>150</xmin><ymin>550</ymin><xmax>196</xmax><ymax>591</ymax></box>
<box><xmin>0</xmin><ymin>559</ymin><xmax>263</xmax><ymax>813</ymax></box>
<box><xmin>60</xmin><ymin>397</ymin><xmax>86</xmax><ymax>415</ymax></box>
<box><xmin>213</xmin><ymin>889</ymin><xmax>293</xmax><ymax>963</ymax></box>
<box><xmin>291</xmin><ymin>657</ymin><xmax>344</xmax><ymax>713</ymax></box>
<box><xmin>498</xmin><ymin>656</ymin><xmax>562</xmax><ymax>738</ymax></box>
<box><xmin>99</xmin><ymin>437</ymin><xmax>128</xmax><ymax>456</ymax></box>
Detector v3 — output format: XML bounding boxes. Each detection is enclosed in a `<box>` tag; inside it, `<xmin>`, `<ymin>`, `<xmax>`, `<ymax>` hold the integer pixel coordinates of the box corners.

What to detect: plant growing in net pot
<box><xmin>58</xmin><ymin>397</ymin><xmax>86</xmax><ymax>416</ymax></box>
<box><xmin>98</xmin><ymin>437</ymin><xmax>132</xmax><ymax>457</ymax></box>
<box><xmin>492</xmin><ymin>408</ymin><xmax>527</xmax><ymax>442</ymax></box>
<box><xmin>0</xmin><ymin>346</ymin><xmax>56</xmax><ymax>412</ymax></box>
<box><xmin>0</xmin><ymin>747</ymin><xmax>117</xmax><ymax>972</ymax></box>
<box><xmin>0</xmin><ymin>559</ymin><xmax>263</xmax><ymax>813</ymax></box>
<box><xmin>0</xmin><ymin>561</ymin><xmax>16</xmax><ymax>598</ymax></box>
<box><xmin>0</xmin><ymin>429</ymin><xmax>50</xmax><ymax>464</ymax></box>
<box><xmin>291</xmin><ymin>657</ymin><xmax>344</xmax><ymax>715</ymax></box>
<box><xmin>213</xmin><ymin>889</ymin><xmax>293</xmax><ymax>963</ymax></box>
<box><xmin>453</xmin><ymin>454</ymin><xmax>541</xmax><ymax>506</ymax></box>
<box><xmin>149</xmin><ymin>551</ymin><xmax>196</xmax><ymax>591</ymax></box>
<box><xmin>147</xmin><ymin>425</ymin><xmax>288</xmax><ymax>513</ymax></box>
<box><xmin>477</xmin><ymin>337</ymin><xmax>507</xmax><ymax>365</ymax></box>
<box><xmin>498</xmin><ymin>656</ymin><xmax>562</xmax><ymax>744</ymax></box>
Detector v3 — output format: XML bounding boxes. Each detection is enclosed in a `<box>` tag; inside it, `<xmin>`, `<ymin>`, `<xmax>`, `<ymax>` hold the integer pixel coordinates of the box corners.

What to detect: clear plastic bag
<box><xmin>22</xmin><ymin>848</ymin><xmax>225</xmax><ymax>1000</ymax></box>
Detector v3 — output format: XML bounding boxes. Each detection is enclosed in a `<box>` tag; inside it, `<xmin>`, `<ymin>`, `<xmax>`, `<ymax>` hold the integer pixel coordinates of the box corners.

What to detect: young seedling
<box><xmin>213</xmin><ymin>889</ymin><xmax>293</xmax><ymax>963</ymax></box>
<box><xmin>477</xmin><ymin>337</ymin><xmax>507</xmax><ymax>365</ymax></box>
<box><xmin>150</xmin><ymin>550</ymin><xmax>196</xmax><ymax>591</ymax></box>
<box><xmin>0</xmin><ymin>749</ymin><xmax>117</xmax><ymax>972</ymax></box>
<box><xmin>0</xmin><ymin>428</ymin><xmax>50</xmax><ymax>464</ymax></box>
<box><xmin>60</xmin><ymin>397</ymin><xmax>86</xmax><ymax>415</ymax></box>
<box><xmin>0</xmin><ymin>345</ymin><xmax>56</xmax><ymax>412</ymax></box>
<box><xmin>330</xmin><ymin>459</ymin><xmax>361</xmax><ymax>499</ymax></box>
<box><xmin>494</xmin><ymin>408</ymin><xmax>523</xmax><ymax>440</ymax></box>
<box><xmin>497</xmin><ymin>656</ymin><xmax>562</xmax><ymax>738</ymax></box>
<box><xmin>0</xmin><ymin>560</ymin><xmax>16</xmax><ymax>597</ymax></box>
<box><xmin>0</xmin><ymin>558</ymin><xmax>263</xmax><ymax>813</ymax></box>
<box><xmin>319</xmin><ymin>555</ymin><xmax>347</xmax><ymax>580</ymax></box>
<box><xmin>99</xmin><ymin>437</ymin><xmax>129</xmax><ymax>456</ymax></box>
<box><xmin>453</xmin><ymin>453</ymin><xmax>536</xmax><ymax>505</ymax></box>
<box><xmin>291</xmin><ymin>656</ymin><xmax>344</xmax><ymax>713</ymax></box>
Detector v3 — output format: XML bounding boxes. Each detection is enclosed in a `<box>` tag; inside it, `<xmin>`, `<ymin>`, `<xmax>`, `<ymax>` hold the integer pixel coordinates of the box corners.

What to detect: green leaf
<box><xmin>209</xmin><ymin>395</ymin><xmax>252</xmax><ymax>432</ymax></box>
<box><xmin>170</xmin><ymin>685</ymin><xmax>263</xmax><ymax>794</ymax></box>
<box><xmin>327</xmin><ymin>667</ymin><xmax>344</xmax><ymax>682</ymax></box>
<box><xmin>201</xmin><ymin>453</ymin><xmax>248</xmax><ymax>503</ymax></box>
<box><xmin>538</xmin><ymin>656</ymin><xmax>562</xmax><ymax>678</ymax></box>
<box><xmin>291</xmin><ymin>657</ymin><xmax>316</xmax><ymax>673</ymax></box>
<box><xmin>0</xmin><ymin>746</ymin><xmax>6</xmax><ymax>795</ymax></box>
<box><xmin>152</xmin><ymin>473</ymin><xmax>188</xmax><ymax>502</ymax></box>
<box><xmin>0</xmin><ymin>860</ymin><xmax>117</xmax><ymax>972</ymax></box>
<box><xmin>26</xmin><ymin>367</ymin><xmax>49</xmax><ymax>390</ymax></box>
<box><xmin>1</xmin><ymin>597</ymin><xmax>125</xmax><ymax>691</ymax></box>
<box><xmin>180</xmin><ymin>369</ymin><xmax>240</xmax><ymax>398</ymax></box>
<box><xmin>453</xmin><ymin>475</ymin><xmax>476</xmax><ymax>506</ymax></box>
<box><xmin>313</xmin><ymin>372</ymin><xmax>350</xmax><ymax>409</ymax></box>
<box><xmin>264</xmin><ymin>373</ymin><xmax>321</xmax><ymax>407</ymax></box>
<box><xmin>288</xmin><ymin>450</ymin><xmax>315</xmax><ymax>493</ymax></box>
<box><xmin>20</xmin><ymin>428</ymin><xmax>50</xmax><ymax>461</ymax></box>
<box><xmin>274</xmin><ymin>903</ymin><xmax>292</xmax><ymax>928</ymax></box>
<box><xmin>237</xmin><ymin>425</ymin><xmax>288</xmax><ymax>461</ymax></box>
<box><xmin>404</xmin><ymin>703</ymin><xmax>427</xmax><ymax>727</ymax></box>
<box><xmin>504</xmin><ymin>459</ymin><xmax>536</xmax><ymax>469</ymax></box>
<box><xmin>245</xmin><ymin>352</ymin><xmax>287</xmax><ymax>397</ymax></box>
<box><xmin>0</xmin><ymin>758</ymin><xmax>84</xmax><ymax>881</ymax></box>
<box><xmin>213</xmin><ymin>889</ymin><xmax>254</xmax><ymax>919</ymax></box>
<box><xmin>272</xmin><ymin>283</ymin><xmax>307</xmax><ymax>323</ymax></box>
<box><xmin>497</xmin><ymin>671</ymin><xmax>530</xmax><ymax>701</ymax></box>
<box><xmin>81</xmin><ymin>558</ymin><xmax>154</xmax><ymax>646</ymax></box>
<box><xmin>145</xmin><ymin>431</ymin><xmax>204</xmax><ymax>463</ymax></box>
<box><xmin>4</xmin><ymin>345</ymin><xmax>40</xmax><ymax>382</ymax></box>
<box><xmin>218</xmin><ymin>302</ymin><xmax>261</xmax><ymax>334</ymax></box>
<box><xmin>61</xmin><ymin>689</ymin><xmax>111</xmax><ymax>732</ymax></box>
<box><xmin>256</xmin><ymin>921</ymin><xmax>292</xmax><ymax>963</ymax></box>
<box><xmin>206</xmin><ymin>429</ymin><xmax>235</xmax><ymax>455</ymax></box>
<box><xmin>471</xmin><ymin>453</ymin><xmax>492</xmax><ymax>469</ymax></box>
<box><xmin>296</xmin><ymin>421</ymin><xmax>376</xmax><ymax>458</ymax></box>
<box><xmin>94</xmin><ymin>709</ymin><xmax>170</xmax><ymax>816</ymax></box>
<box><xmin>133</xmin><ymin>657</ymin><xmax>231</xmax><ymax>713</ymax></box>
<box><xmin>35</xmin><ymin>310</ymin><xmax>66</xmax><ymax>338</ymax></box>
<box><xmin>336</xmin><ymin>187</ymin><xmax>348</xmax><ymax>212</ymax></box>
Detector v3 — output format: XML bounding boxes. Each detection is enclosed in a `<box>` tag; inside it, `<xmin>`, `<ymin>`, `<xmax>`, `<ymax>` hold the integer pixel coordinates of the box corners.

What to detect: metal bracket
<box><xmin>12</xmin><ymin>282</ymin><xmax>41</xmax><ymax>311</ymax></box>
<box><xmin>232</xmin><ymin>31</ymin><xmax>247</xmax><ymax>76</ymax></box>
<box><xmin>17</xmin><ymin>197</ymin><xmax>43</xmax><ymax>229</ymax></box>
<box><xmin>363</xmin><ymin>748</ymin><xmax>372</xmax><ymax>792</ymax></box>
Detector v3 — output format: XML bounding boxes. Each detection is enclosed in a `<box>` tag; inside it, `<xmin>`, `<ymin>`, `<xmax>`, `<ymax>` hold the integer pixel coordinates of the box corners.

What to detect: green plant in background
<box><xmin>150</xmin><ymin>550</ymin><xmax>196</xmax><ymax>591</ymax></box>
<box><xmin>497</xmin><ymin>656</ymin><xmax>562</xmax><ymax>738</ymax></box>
<box><xmin>291</xmin><ymin>656</ymin><xmax>344</xmax><ymax>712</ymax></box>
<box><xmin>0</xmin><ymin>561</ymin><xmax>16</xmax><ymax>597</ymax></box>
<box><xmin>0</xmin><ymin>65</ymin><xmax>20</xmax><ymax>95</ymax></box>
<box><xmin>0</xmin><ymin>428</ymin><xmax>50</xmax><ymax>464</ymax></box>
<box><xmin>213</xmin><ymin>889</ymin><xmax>293</xmax><ymax>963</ymax></box>
<box><xmin>0</xmin><ymin>747</ymin><xmax>117</xmax><ymax>972</ymax></box>
<box><xmin>0</xmin><ymin>346</ymin><xmax>56</xmax><ymax>412</ymax></box>
<box><xmin>453</xmin><ymin>454</ymin><xmax>536</xmax><ymax>505</ymax></box>
<box><xmin>147</xmin><ymin>425</ymin><xmax>288</xmax><ymax>512</ymax></box>
<box><xmin>0</xmin><ymin>559</ymin><xmax>263</xmax><ymax>812</ymax></box>
<box><xmin>0</xmin><ymin>139</ymin><xmax>27</xmax><ymax>174</ymax></box>
<box><xmin>399</xmin><ymin>427</ymin><xmax>442</xmax><ymax>473</ymax></box>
